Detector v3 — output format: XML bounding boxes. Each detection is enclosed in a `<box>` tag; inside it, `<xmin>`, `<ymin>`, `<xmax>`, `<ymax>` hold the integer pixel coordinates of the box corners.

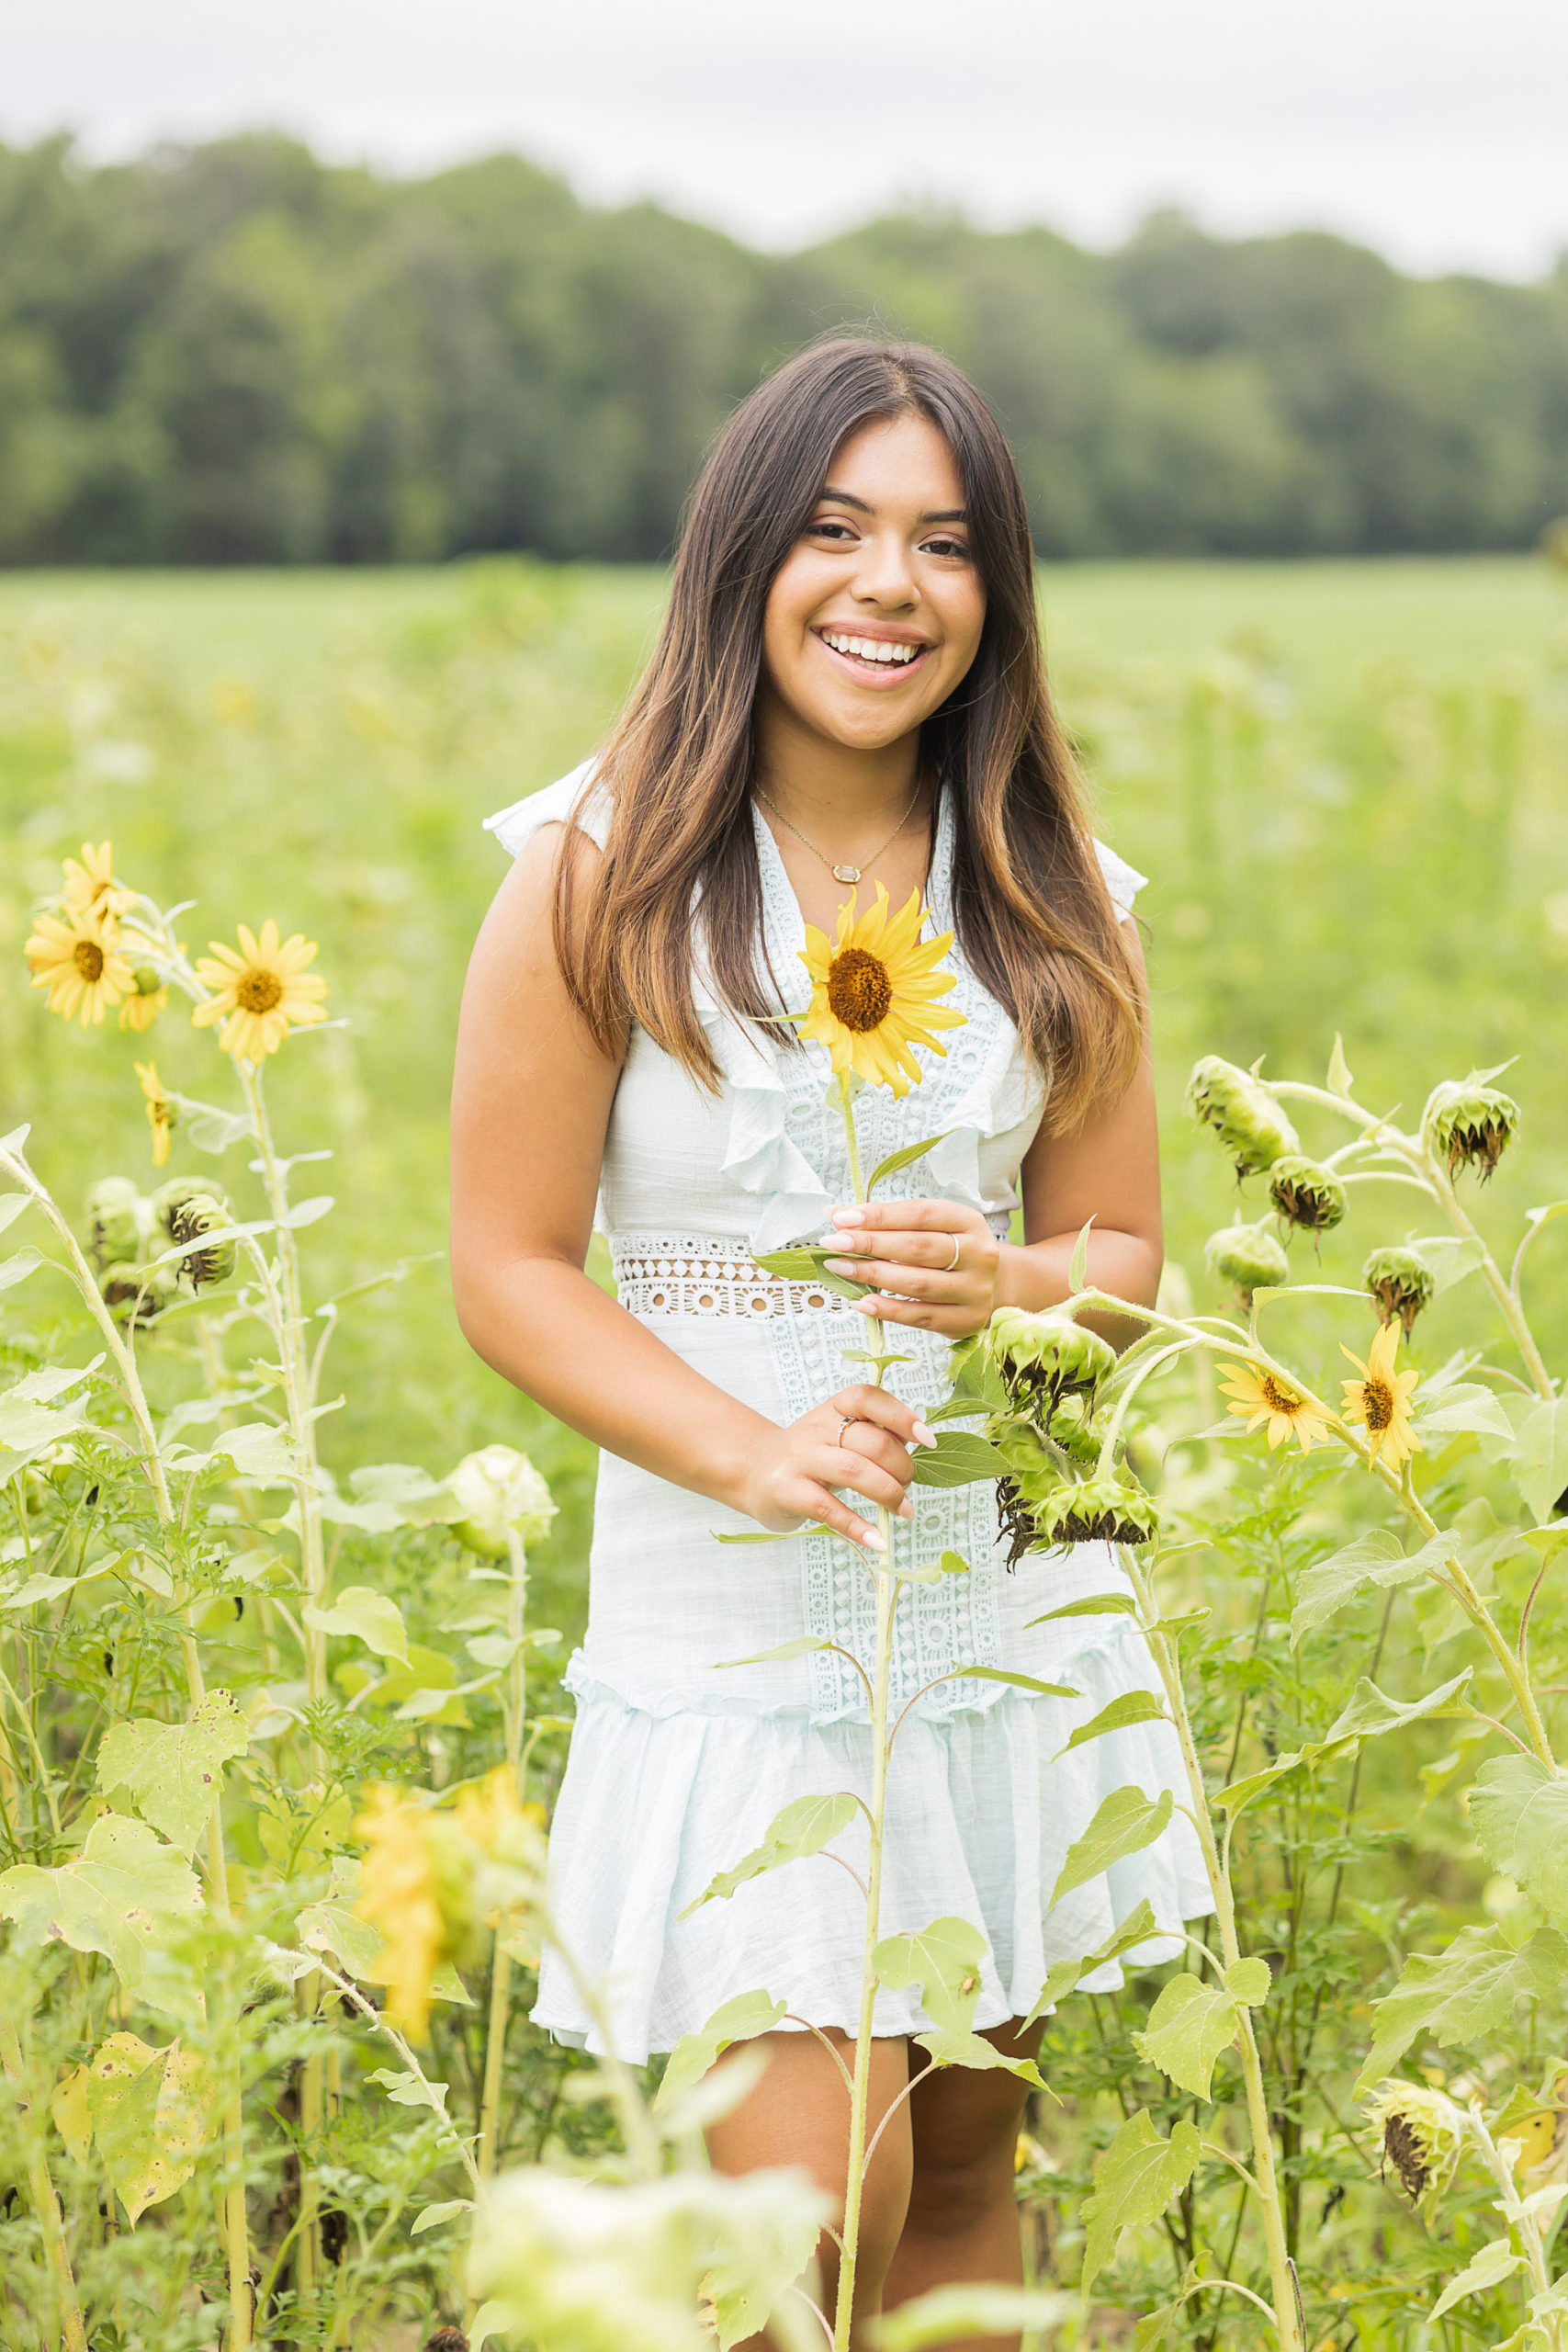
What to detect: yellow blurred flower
<box><xmin>1217</xmin><ymin>1358</ymin><xmax>1332</xmax><ymax>1453</ymax></box>
<box><xmin>136</xmin><ymin>1061</ymin><xmax>175</xmax><ymax>1167</ymax></box>
<box><xmin>62</xmin><ymin>840</ymin><xmax>137</xmax><ymax>927</ymax></box>
<box><xmin>191</xmin><ymin>921</ymin><xmax>327</xmax><ymax>1061</ymax></box>
<box><xmin>1340</xmin><ymin>1319</ymin><xmax>1423</xmax><ymax>1472</ymax></box>
<box><xmin>798</xmin><ymin>884</ymin><xmax>964</xmax><ymax>1098</ymax></box>
<box><xmin>26</xmin><ymin>907</ymin><xmax>135</xmax><ymax>1026</ymax></box>
<box><xmin>355</xmin><ymin>1789</ymin><xmax>445</xmax><ymax>2042</ymax></box>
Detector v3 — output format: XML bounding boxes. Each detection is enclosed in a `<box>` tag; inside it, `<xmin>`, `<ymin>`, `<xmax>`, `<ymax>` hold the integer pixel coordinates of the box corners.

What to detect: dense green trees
<box><xmin>3</xmin><ymin>133</ymin><xmax>1566</xmax><ymax>563</ymax></box>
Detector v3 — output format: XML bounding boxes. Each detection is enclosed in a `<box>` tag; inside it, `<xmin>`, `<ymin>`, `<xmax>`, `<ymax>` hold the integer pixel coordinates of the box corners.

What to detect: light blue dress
<box><xmin>486</xmin><ymin>768</ymin><xmax>1210</xmax><ymax>2063</ymax></box>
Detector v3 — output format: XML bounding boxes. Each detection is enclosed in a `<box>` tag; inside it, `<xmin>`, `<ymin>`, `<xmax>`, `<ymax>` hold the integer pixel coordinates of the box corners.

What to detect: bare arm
<box><xmin>448</xmin><ymin>828</ymin><xmax>931</xmax><ymax>1551</ymax></box>
<box><xmin>821</xmin><ymin>920</ymin><xmax>1162</xmax><ymax>1349</ymax></box>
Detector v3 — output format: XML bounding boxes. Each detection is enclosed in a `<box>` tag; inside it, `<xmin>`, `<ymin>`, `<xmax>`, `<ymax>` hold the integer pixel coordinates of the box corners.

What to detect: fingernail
<box><xmin>823</xmin><ymin>1259</ymin><xmax>857</xmax><ymax>1276</ymax></box>
<box><xmin>860</xmin><ymin>1525</ymin><xmax>886</xmax><ymax>1552</ymax></box>
<box><xmin>832</xmin><ymin>1208</ymin><xmax>865</xmax><ymax>1227</ymax></box>
<box><xmin>912</xmin><ymin>1419</ymin><xmax>938</xmax><ymax>1448</ymax></box>
<box><xmin>897</xmin><ymin>1500</ymin><xmax>914</xmax><ymax>1520</ymax></box>
<box><xmin>854</xmin><ymin>1299</ymin><xmax>876</xmax><ymax>1315</ymax></box>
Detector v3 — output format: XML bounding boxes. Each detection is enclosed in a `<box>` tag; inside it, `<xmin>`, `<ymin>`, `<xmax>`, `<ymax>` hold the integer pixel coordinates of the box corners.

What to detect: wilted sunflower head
<box><xmin>797</xmin><ymin>885</ymin><xmax>964</xmax><ymax>1098</ymax></box>
<box><xmin>1362</xmin><ymin>1245</ymin><xmax>1436</xmax><ymax>1339</ymax></box>
<box><xmin>84</xmin><ymin>1177</ymin><xmax>143</xmax><ymax>1271</ymax></box>
<box><xmin>984</xmin><ymin>1307</ymin><xmax>1117</xmax><ymax>1408</ymax></box>
<box><xmin>1423</xmin><ymin>1080</ymin><xmax>1520</xmax><ymax>1182</ymax></box>
<box><xmin>1185</xmin><ymin>1056</ymin><xmax>1300</xmax><ymax>1178</ymax></box>
<box><xmin>163</xmin><ymin>1193</ymin><xmax>236</xmax><ymax>1293</ymax></box>
<box><xmin>1268</xmin><ymin>1154</ymin><xmax>1348</xmax><ymax>1234</ymax></box>
<box><xmin>1035</xmin><ymin>1475</ymin><xmax>1159</xmax><ymax>1548</ymax></box>
<box><xmin>1204</xmin><ymin>1219</ymin><xmax>1290</xmax><ymax>1306</ymax></box>
<box><xmin>1364</xmin><ymin>2080</ymin><xmax>1463</xmax><ymax>2208</ymax></box>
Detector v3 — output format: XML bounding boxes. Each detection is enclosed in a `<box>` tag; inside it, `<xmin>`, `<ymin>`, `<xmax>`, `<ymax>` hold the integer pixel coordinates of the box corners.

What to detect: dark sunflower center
<box><xmin>826</xmin><ymin>947</ymin><xmax>893</xmax><ymax>1033</ymax></box>
<box><xmin>1363</xmin><ymin>1376</ymin><xmax>1393</xmax><ymax>1432</ymax></box>
<box><xmin>73</xmin><ymin>938</ymin><xmax>105</xmax><ymax>981</ymax></box>
<box><xmin>1261</xmin><ymin>1375</ymin><xmax>1299</xmax><ymax>1414</ymax></box>
<box><xmin>236</xmin><ymin>967</ymin><xmax>284</xmax><ymax>1014</ymax></box>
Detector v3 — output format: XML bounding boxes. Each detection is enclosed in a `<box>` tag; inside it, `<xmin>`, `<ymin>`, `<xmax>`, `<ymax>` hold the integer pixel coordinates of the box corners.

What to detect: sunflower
<box><xmin>354</xmin><ymin>1789</ymin><xmax>445</xmax><ymax>2041</ymax></box>
<box><xmin>797</xmin><ymin>884</ymin><xmax>964</xmax><ymax>1097</ymax></box>
<box><xmin>1217</xmin><ymin>1358</ymin><xmax>1332</xmax><ymax>1453</ymax></box>
<box><xmin>61</xmin><ymin>840</ymin><xmax>138</xmax><ymax>928</ymax></box>
<box><xmin>1340</xmin><ymin>1318</ymin><xmax>1423</xmax><ymax>1471</ymax></box>
<box><xmin>191</xmin><ymin>921</ymin><xmax>328</xmax><ymax>1061</ymax></box>
<box><xmin>136</xmin><ymin>1061</ymin><xmax>175</xmax><ymax>1168</ymax></box>
<box><xmin>25</xmin><ymin>907</ymin><xmax>135</xmax><ymax>1026</ymax></box>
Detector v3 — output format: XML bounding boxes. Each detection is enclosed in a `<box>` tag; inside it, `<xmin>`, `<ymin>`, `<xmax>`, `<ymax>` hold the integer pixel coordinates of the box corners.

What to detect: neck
<box><xmin>752</xmin><ymin>693</ymin><xmax>923</xmax><ymax>835</ymax></box>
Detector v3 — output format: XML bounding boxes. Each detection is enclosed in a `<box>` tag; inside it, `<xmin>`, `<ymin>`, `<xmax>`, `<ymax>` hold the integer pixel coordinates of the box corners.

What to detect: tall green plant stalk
<box><xmin>0</xmin><ymin>1136</ymin><xmax>255</xmax><ymax>2350</ymax></box>
<box><xmin>830</xmin><ymin>1081</ymin><xmax>900</xmax><ymax>2352</ymax></box>
<box><xmin>0</xmin><ymin>2013</ymin><xmax>90</xmax><ymax>2352</ymax></box>
<box><xmin>476</xmin><ymin>1521</ymin><xmax>532</xmax><ymax>2184</ymax></box>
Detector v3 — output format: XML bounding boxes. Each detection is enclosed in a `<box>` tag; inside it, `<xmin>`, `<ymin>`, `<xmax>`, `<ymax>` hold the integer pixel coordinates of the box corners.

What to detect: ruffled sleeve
<box><xmin>484</xmin><ymin>759</ymin><xmax>610</xmax><ymax>857</ymax></box>
<box><xmin>1095</xmin><ymin>838</ymin><xmax>1147</xmax><ymax>922</ymax></box>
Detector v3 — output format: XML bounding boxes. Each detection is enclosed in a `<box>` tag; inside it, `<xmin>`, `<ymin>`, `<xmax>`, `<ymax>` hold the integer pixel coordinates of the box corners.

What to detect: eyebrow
<box><xmin>818</xmin><ymin>485</ymin><xmax>968</xmax><ymax>525</ymax></box>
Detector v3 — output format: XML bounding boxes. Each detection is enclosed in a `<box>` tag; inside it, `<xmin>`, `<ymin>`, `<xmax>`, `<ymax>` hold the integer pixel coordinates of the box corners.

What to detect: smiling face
<box><xmin>758</xmin><ymin>410</ymin><xmax>987</xmax><ymax>757</ymax></box>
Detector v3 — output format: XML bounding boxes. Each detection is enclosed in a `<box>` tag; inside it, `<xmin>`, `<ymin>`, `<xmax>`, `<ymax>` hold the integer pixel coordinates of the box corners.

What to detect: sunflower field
<box><xmin>2</xmin><ymin>553</ymin><xmax>1568</xmax><ymax>2352</ymax></box>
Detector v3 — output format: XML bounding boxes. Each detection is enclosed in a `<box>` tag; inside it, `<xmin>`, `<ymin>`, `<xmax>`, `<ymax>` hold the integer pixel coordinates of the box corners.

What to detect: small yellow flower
<box><xmin>355</xmin><ymin>1789</ymin><xmax>445</xmax><ymax>2042</ymax></box>
<box><xmin>191</xmin><ymin>921</ymin><xmax>327</xmax><ymax>1061</ymax></box>
<box><xmin>61</xmin><ymin>841</ymin><xmax>137</xmax><ymax>927</ymax></box>
<box><xmin>798</xmin><ymin>884</ymin><xmax>964</xmax><ymax>1098</ymax></box>
<box><xmin>1217</xmin><ymin>1358</ymin><xmax>1332</xmax><ymax>1453</ymax></box>
<box><xmin>118</xmin><ymin>965</ymin><xmax>168</xmax><ymax>1034</ymax></box>
<box><xmin>25</xmin><ymin>907</ymin><xmax>135</xmax><ymax>1026</ymax></box>
<box><xmin>1340</xmin><ymin>1319</ymin><xmax>1423</xmax><ymax>1471</ymax></box>
<box><xmin>136</xmin><ymin>1062</ymin><xmax>175</xmax><ymax>1167</ymax></box>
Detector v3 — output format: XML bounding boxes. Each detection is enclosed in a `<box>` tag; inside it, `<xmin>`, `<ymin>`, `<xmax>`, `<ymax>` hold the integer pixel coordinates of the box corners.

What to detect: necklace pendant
<box><xmin>831</xmin><ymin>863</ymin><xmax>862</xmax><ymax>884</ymax></box>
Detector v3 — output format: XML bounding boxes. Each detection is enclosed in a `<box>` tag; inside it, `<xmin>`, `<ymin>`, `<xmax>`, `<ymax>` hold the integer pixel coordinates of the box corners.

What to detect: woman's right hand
<box><xmin>738</xmin><ymin>1385</ymin><xmax>938</xmax><ymax>1552</ymax></box>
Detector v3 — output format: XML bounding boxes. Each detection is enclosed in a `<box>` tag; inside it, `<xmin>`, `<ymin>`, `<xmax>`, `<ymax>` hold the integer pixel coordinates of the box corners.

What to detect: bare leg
<box><xmin>706</xmin><ymin>2029</ymin><xmax>914</xmax><ymax>2350</ymax></box>
<box><xmin>882</xmin><ymin>2018</ymin><xmax>1044</xmax><ymax>2352</ymax></box>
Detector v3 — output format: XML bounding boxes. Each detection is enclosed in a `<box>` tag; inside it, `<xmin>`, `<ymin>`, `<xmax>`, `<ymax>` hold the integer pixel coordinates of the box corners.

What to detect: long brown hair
<box><xmin>555</xmin><ymin>335</ymin><xmax>1143</xmax><ymax>1131</ymax></box>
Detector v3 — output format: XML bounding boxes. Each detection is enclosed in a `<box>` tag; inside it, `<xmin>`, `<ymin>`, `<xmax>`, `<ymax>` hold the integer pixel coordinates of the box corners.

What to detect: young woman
<box><xmin>451</xmin><ymin>339</ymin><xmax>1206</xmax><ymax>2345</ymax></box>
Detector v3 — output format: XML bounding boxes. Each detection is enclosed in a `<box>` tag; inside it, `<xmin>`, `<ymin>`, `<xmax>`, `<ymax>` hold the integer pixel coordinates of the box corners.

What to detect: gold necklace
<box><xmin>754</xmin><ymin>779</ymin><xmax>923</xmax><ymax>887</ymax></box>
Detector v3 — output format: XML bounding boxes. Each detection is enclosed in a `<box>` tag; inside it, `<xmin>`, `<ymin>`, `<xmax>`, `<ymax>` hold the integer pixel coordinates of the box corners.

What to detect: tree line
<box><xmin>3</xmin><ymin>131</ymin><xmax>1566</xmax><ymax>565</ymax></box>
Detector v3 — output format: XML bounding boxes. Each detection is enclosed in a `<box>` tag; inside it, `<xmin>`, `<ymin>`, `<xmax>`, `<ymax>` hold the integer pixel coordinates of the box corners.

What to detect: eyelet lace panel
<box><xmin>610</xmin><ymin>1235</ymin><xmax>843</xmax><ymax>1319</ymax></box>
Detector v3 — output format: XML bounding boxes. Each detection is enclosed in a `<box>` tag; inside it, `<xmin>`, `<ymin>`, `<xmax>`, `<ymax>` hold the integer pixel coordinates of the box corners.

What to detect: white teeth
<box><xmin>822</xmin><ymin>631</ymin><xmax>921</xmax><ymax>665</ymax></box>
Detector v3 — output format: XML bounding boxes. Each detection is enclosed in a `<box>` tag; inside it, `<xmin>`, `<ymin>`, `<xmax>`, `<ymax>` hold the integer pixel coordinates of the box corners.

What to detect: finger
<box><xmin>817</xmin><ymin>1450</ymin><xmax>915</xmax><ymax>1519</ymax></box>
<box><xmin>830</xmin><ymin>1385</ymin><xmax>939</xmax><ymax>1449</ymax></box>
<box><xmin>795</xmin><ymin>1485</ymin><xmax>887</xmax><ymax>1552</ymax></box>
<box><xmin>826</xmin><ymin>1230</ymin><xmax>964</xmax><ymax>1270</ymax></box>
<box><xmin>841</xmin><ymin>1263</ymin><xmax>942</xmax><ymax>1300</ymax></box>
<box><xmin>840</xmin><ymin>1424</ymin><xmax>916</xmax><ymax>1487</ymax></box>
<box><xmin>830</xmin><ymin>1199</ymin><xmax>965</xmax><ymax>1233</ymax></box>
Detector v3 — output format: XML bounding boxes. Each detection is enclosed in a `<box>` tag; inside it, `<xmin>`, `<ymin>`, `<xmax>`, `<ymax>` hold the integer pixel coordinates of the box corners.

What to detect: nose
<box><xmin>850</xmin><ymin>526</ymin><xmax>919</xmax><ymax>611</ymax></box>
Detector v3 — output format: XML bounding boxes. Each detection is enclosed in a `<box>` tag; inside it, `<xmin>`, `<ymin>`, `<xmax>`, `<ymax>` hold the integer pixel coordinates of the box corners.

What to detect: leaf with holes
<box><xmin>1051</xmin><ymin>1786</ymin><xmax>1173</xmax><ymax>1907</ymax></box>
<box><xmin>679</xmin><ymin>1792</ymin><xmax>859</xmax><ymax>1917</ymax></box>
<box><xmin>0</xmin><ymin>1817</ymin><xmax>200</xmax><ymax>1996</ymax></box>
<box><xmin>874</xmin><ymin>1916</ymin><xmax>1043</xmax><ymax>2083</ymax></box>
<box><xmin>97</xmin><ymin>1692</ymin><xmax>250</xmax><ymax>1859</ymax></box>
<box><xmin>1080</xmin><ymin>2110</ymin><xmax>1201</xmax><ymax>2296</ymax></box>
<box><xmin>654</xmin><ymin>1989</ymin><xmax>789</xmax><ymax>2115</ymax></box>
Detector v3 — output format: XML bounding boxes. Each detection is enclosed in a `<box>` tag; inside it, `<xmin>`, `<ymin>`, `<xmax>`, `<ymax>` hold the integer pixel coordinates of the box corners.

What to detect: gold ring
<box><xmin>837</xmin><ymin>1416</ymin><xmax>860</xmax><ymax>1448</ymax></box>
<box><xmin>944</xmin><ymin>1234</ymin><xmax>962</xmax><ymax>1272</ymax></box>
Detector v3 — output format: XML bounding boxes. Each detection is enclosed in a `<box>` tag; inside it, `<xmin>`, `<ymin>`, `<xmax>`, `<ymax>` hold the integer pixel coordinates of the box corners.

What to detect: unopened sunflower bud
<box><xmin>1363</xmin><ymin>2080</ymin><xmax>1463</xmax><ymax>2209</ymax></box>
<box><xmin>152</xmin><ymin>1175</ymin><xmax>225</xmax><ymax>1236</ymax></box>
<box><xmin>1362</xmin><ymin>1245</ymin><xmax>1436</xmax><ymax>1339</ymax></box>
<box><xmin>84</xmin><ymin>1177</ymin><xmax>141</xmax><ymax>1270</ymax></box>
<box><xmin>1185</xmin><ymin>1056</ymin><xmax>1300</xmax><ymax>1178</ymax></box>
<box><xmin>447</xmin><ymin>1445</ymin><xmax>557</xmax><ymax>1558</ymax></box>
<box><xmin>99</xmin><ymin>1260</ymin><xmax>177</xmax><ymax>1328</ymax></box>
<box><xmin>1044</xmin><ymin>1389</ymin><xmax>1114</xmax><ymax>1468</ymax></box>
<box><xmin>1204</xmin><ymin>1220</ymin><xmax>1290</xmax><ymax>1305</ymax></box>
<box><xmin>1036</xmin><ymin>1475</ymin><xmax>1159</xmax><ymax>1547</ymax></box>
<box><xmin>984</xmin><ymin>1307</ymin><xmax>1116</xmax><ymax>1406</ymax></box>
<box><xmin>165</xmin><ymin>1192</ymin><xmax>236</xmax><ymax>1292</ymax></box>
<box><xmin>1425</xmin><ymin>1081</ymin><xmax>1520</xmax><ymax>1182</ymax></box>
<box><xmin>1268</xmin><ymin>1154</ymin><xmax>1348</xmax><ymax>1234</ymax></box>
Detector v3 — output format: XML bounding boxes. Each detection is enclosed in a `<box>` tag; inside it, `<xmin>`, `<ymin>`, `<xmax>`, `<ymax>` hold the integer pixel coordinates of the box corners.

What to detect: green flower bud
<box><xmin>1425</xmin><ymin>1080</ymin><xmax>1520</xmax><ymax>1182</ymax></box>
<box><xmin>1044</xmin><ymin>1389</ymin><xmax>1114</xmax><ymax>1468</ymax></box>
<box><xmin>152</xmin><ymin>1175</ymin><xmax>225</xmax><ymax>1236</ymax></box>
<box><xmin>99</xmin><ymin>1260</ymin><xmax>177</xmax><ymax>1329</ymax></box>
<box><xmin>447</xmin><ymin>1445</ymin><xmax>557</xmax><ymax>1559</ymax></box>
<box><xmin>131</xmin><ymin>964</ymin><xmax>163</xmax><ymax>998</ymax></box>
<box><xmin>1204</xmin><ymin>1220</ymin><xmax>1290</xmax><ymax>1305</ymax></box>
<box><xmin>1363</xmin><ymin>2080</ymin><xmax>1463</xmax><ymax>2209</ymax></box>
<box><xmin>1267</xmin><ymin>1154</ymin><xmax>1348</xmax><ymax>1234</ymax></box>
<box><xmin>165</xmin><ymin>1192</ymin><xmax>236</xmax><ymax>1292</ymax></box>
<box><xmin>1185</xmin><ymin>1056</ymin><xmax>1300</xmax><ymax>1177</ymax></box>
<box><xmin>1362</xmin><ymin>1245</ymin><xmax>1436</xmax><ymax>1339</ymax></box>
<box><xmin>1034</xmin><ymin>1475</ymin><xmax>1159</xmax><ymax>1548</ymax></box>
<box><xmin>83</xmin><ymin>1177</ymin><xmax>141</xmax><ymax>1271</ymax></box>
<box><xmin>984</xmin><ymin>1307</ymin><xmax>1117</xmax><ymax>1405</ymax></box>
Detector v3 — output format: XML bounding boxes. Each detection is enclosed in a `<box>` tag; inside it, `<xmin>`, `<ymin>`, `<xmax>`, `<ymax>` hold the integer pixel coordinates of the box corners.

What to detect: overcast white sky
<box><xmin>9</xmin><ymin>0</ymin><xmax>1568</xmax><ymax>278</ymax></box>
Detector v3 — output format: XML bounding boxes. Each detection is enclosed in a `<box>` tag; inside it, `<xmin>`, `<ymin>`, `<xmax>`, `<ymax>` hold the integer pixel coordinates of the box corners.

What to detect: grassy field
<box><xmin>6</xmin><ymin>556</ymin><xmax>1568</xmax><ymax>2346</ymax></box>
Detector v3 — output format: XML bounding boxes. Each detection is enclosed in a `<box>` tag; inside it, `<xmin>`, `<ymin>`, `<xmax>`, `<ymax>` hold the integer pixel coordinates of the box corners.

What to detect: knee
<box><xmin>905</xmin><ymin>2137</ymin><xmax>1018</xmax><ymax>2237</ymax></box>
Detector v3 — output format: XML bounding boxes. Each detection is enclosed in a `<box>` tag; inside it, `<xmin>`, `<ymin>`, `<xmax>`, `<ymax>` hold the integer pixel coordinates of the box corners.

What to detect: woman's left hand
<box><xmin>822</xmin><ymin>1198</ymin><xmax>1002</xmax><ymax>1338</ymax></box>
